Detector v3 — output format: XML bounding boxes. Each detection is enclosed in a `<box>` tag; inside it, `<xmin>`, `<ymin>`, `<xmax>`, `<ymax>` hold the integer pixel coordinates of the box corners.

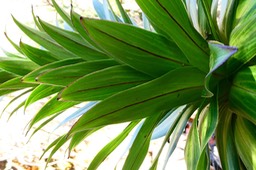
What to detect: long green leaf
<box><xmin>113</xmin><ymin>0</ymin><xmax>133</xmax><ymax>24</ymax></box>
<box><xmin>1</xmin><ymin>49</ymin><xmax>23</xmax><ymax>59</ymax></box>
<box><xmin>233</xmin><ymin>0</ymin><xmax>256</xmax><ymax>26</ymax></box>
<box><xmin>27</xmin><ymin>113</ymin><xmax>60</xmax><ymax>139</ymax></box>
<box><xmin>218</xmin><ymin>0</ymin><xmax>238</xmax><ymax>42</ymax></box>
<box><xmin>4</xmin><ymin>32</ymin><xmax>24</xmax><ymax>54</ymax></box>
<box><xmin>198</xmin><ymin>94</ymin><xmax>218</xmax><ymax>152</ymax></box>
<box><xmin>40</xmin><ymin>134</ymin><xmax>67</xmax><ymax>160</ymax></box>
<box><xmin>20</xmin><ymin>41</ymin><xmax>58</xmax><ymax>65</ymax></box>
<box><xmin>68</xmin><ymin>66</ymin><xmax>205</xmax><ymax>134</ymax></box>
<box><xmin>0</xmin><ymin>58</ymin><xmax>39</xmax><ymax>76</ymax></box>
<box><xmin>12</xmin><ymin>16</ymin><xmax>78</xmax><ymax>60</ymax></box>
<box><xmin>43</xmin><ymin>134</ymin><xmax>70</xmax><ymax>168</ymax></box>
<box><xmin>199</xmin><ymin>0</ymin><xmax>220</xmax><ymax>41</ymax></box>
<box><xmin>28</xmin><ymin>95</ymin><xmax>79</xmax><ymax>131</ymax></box>
<box><xmin>31</xmin><ymin>6</ymin><xmax>44</xmax><ymax>31</ymax></box>
<box><xmin>123</xmin><ymin>112</ymin><xmax>165</xmax><ymax>170</ymax></box>
<box><xmin>196</xmin><ymin>147</ymin><xmax>210</xmax><ymax>170</ymax></box>
<box><xmin>70</xmin><ymin>9</ymin><xmax>102</xmax><ymax>49</ymax></box>
<box><xmin>160</xmin><ymin>104</ymin><xmax>198</xmax><ymax>169</ymax></box>
<box><xmin>7</xmin><ymin>100</ymin><xmax>26</xmax><ymax>120</ymax></box>
<box><xmin>135</xmin><ymin>0</ymin><xmax>209</xmax><ymax>73</ymax></box>
<box><xmin>234</xmin><ymin>117</ymin><xmax>256</xmax><ymax>169</ymax></box>
<box><xmin>227</xmin><ymin>16</ymin><xmax>256</xmax><ymax>74</ymax></box>
<box><xmin>216</xmin><ymin>110</ymin><xmax>240</xmax><ymax>170</ymax></box>
<box><xmin>59</xmin><ymin>65</ymin><xmax>151</xmax><ymax>101</ymax></box>
<box><xmin>184</xmin><ymin>107</ymin><xmax>201</xmax><ymax>170</ymax></box>
<box><xmin>38</xmin><ymin>18</ymin><xmax>108</xmax><ymax>60</ymax></box>
<box><xmin>68</xmin><ymin>128</ymin><xmax>100</xmax><ymax>154</ymax></box>
<box><xmin>36</xmin><ymin>59</ymin><xmax>118</xmax><ymax>86</ymax></box>
<box><xmin>0</xmin><ymin>77</ymin><xmax>37</xmax><ymax>90</ymax></box>
<box><xmin>22</xmin><ymin>58</ymin><xmax>83</xmax><ymax>83</ymax></box>
<box><xmin>80</xmin><ymin>18</ymin><xmax>189</xmax><ymax>77</ymax></box>
<box><xmin>51</xmin><ymin>0</ymin><xmax>73</xmax><ymax>28</ymax></box>
<box><xmin>88</xmin><ymin>122</ymin><xmax>139</xmax><ymax>170</ymax></box>
<box><xmin>229</xmin><ymin>65</ymin><xmax>256</xmax><ymax>124</ymax></box>
<box><xmin>2</xmin><ymin>89</ymin><xmax>32</xmax><ymax>114</ymax></box>
<box><xmin>0</xmin><ymin>69</ymin><xmax>17</xmax><ymax>83</ymax></box>
<box><xmin>25</xmin><ymin>84</ymin><xmax>63</xmax><ymax>109</ymax></box>
<box><xmin>203</xmin><ymin>41</ymin><xmax>237</xmax><ymax>97</ymax></box>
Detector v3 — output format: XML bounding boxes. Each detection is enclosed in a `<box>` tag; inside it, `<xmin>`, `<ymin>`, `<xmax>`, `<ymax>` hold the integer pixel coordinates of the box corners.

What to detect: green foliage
<box><xmin>1</xmin><ymin>0</ymin><xmax>255</xmax><ymax>169</ymax></box>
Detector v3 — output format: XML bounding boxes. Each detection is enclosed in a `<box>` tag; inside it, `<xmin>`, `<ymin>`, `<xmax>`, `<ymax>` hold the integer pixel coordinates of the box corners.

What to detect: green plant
<box><xmin>1</xmin><ymin>0</ymin><xmax>255</xmax><ymax>169</ymax></box>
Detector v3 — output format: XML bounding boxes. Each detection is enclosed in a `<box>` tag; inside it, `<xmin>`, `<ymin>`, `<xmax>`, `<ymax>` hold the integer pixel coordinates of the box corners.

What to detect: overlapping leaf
<box><xmin>59</xmin><ymin>65</ymin><xmax>152</xmax><ymax>101</ymax></box>
<box><xmin>123</xmin><ymin>112</ymin><xmax>165</xmax><ymax>170</ymax></box>
<box><xmin>229</xmin><ymin>65</ymin><xmax>256</xmax><ymax>124</ymax></box>
<box><xmin>216</xmin><ymin>110</ymin><xmax>240</xmax><ymax>170</ymax></box>
<box><xmin>228</xmin><ymin>16</ymin><xmax>256</xmax><ymax>74</ymax></box>
<box><xmin>135</xmin><ymin>0</ymin><xmax>210</xmax><ymax>72</ymax></box>
<box><xmin>12</xmin><ymin>16</ymin><xmax>78</xmax><ymax>60</ymax></box>
<box><xmin>80</xmin><ymin>18</ymin><xmax>188</xmax><ymax>77</ymax></box>
<box><xmin>22</xmin><ymin>58</ymin><xmax>83</xmax><ymax>83</ymax></box>
<box><xmin>0</xmin><ymin>58</ymin><xmax>39</xmax><ymax>76</ymax></box>
<box><xmin>20</xmin><ymin>41</ymin><xmax>58</xmax><ymax>65</ymax></box>
<box><xmin>70</xmin><ymin>9</ymin><xmax>102</xmax><ymax>49</ymax></box>
<box><xmin>0</xmin><ymin>69</ymin><xmax>17</xmax><ymax>83</ymax></box>
<box><xmin>68</xmin><ymin>66</ymin><xmax>205</xmax><ymax>134</ymax></box>
<box><xmin>25</xmin><ymin>84</ymin><xmax>63</xmax><ymax>109</ymax></box>
<box><xmin>234</xmin><ymin>117</ymin><xmax>256</xmax><ymax>169</ymax></box>
<box><xmin>0</xmin><ymin>77</ymin><xmax>37</xmax><ymax>90</ymax></box>
<box><xmin>28</xmin><ymin>95</ymin><xmax>79</xmax><ymax>131</ymax></box>
<box><xmin>36</xmin><ymin>59</ymin><xmax>118</xmax><ymax>86</ymax></box>
<box><xmin>38</xmin><ymin>18</ymin><xmax>108</xmax><ymax>60</ymax></box>
<box><xmin>88</xmin><ymin>122</ymin><xmax>138</xmax><ymax>170</ymax></box>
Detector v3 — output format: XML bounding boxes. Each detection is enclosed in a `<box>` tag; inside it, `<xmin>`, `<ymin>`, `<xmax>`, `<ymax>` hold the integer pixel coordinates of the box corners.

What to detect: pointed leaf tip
<box><xmin>202</xmin><ymin>41</ymin><xmax>237</xmax><ymax>98</ymax></box>
<box><xmin>208</xmin><ymin>41</ymin><xmax>238</xmax><ymax>76</ymax></box>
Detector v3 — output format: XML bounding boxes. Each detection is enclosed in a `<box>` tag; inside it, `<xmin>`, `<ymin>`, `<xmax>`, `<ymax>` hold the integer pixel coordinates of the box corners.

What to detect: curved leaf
<box><xmin>70</xmin><ymin>9</ymin><xmax>103</xmax><ymax>49</ymax></box>
<box><xmin>88</xmin><ymin>121</ymin><xmax>139</xmax><ymax>170</ymax></box>
<box><xmin>113</xmin><ymin>0</ymin><xmax>133</xmax><ymax>24</ymax></box>
<box><xmin>229</xmin><ymin>66</ymin><xmax>256</xmax><ymax>124</ymax></box>
<box><xmin>123</xmin><ymin>112</ymin><xmax>165</xmax><ymax>170</ymax></box>
<box><xmin>80</xmin><ymin>18</ymin><xmax>189</xmax><ymax>77</ymax></box>
<box><xmin>55</xmin><ymin>102</ymin><xmax>98</xmax><ymax>130</ymax></box>
<box><xmin>228</xmin><ymin>16</ymin><xmax>256</xmax><ymax>74</ymax></box>
<box><xmin>233</xmin><ymin>0</ymin><xmax>256</xmax><ymax>26</ymax></box>
<box><xmin>0</xmin><ymin>69</ymin><xmax>17</xmax><ymax>83</ymax></box>
<box><xmin>20</xmin><ymin>41</ymin><xmax>58</xmax><ymax>65</ymax></box>
<box><xmin>151</xmin><ymin>106</ymin><xmax>185</xmax><ymax>140</ymax></box>
<box><xmin>25</xmin><ymin>84</ymin><xmax>63</xmax><ymax>109</ymax></box>
<box><xmin>184</xmin><ymin>107</ymin><xmax>201</xmax><ymax>170</ymax></box>
<box><xmin>68</xmin><ymin>66</ymin><xmax>205</xmax><ymax>134</ymax></box>
<box><xmin>22</xmin><ymin>58</ymin><xmax>83</xmax><ymax>83</ymax></box>
<box><xmin>0</xmin><ymin>58</ymin><xmax>39</xmax><ymax>76</ymax></box>
<box><xmin>38</xmin><ymin>18</ymin><xmax>108</xmax><ymax>60</ymax></box>
<box><xmin>216</xmin><ymin>110</ymin><xmax>240</xmax><ymax>170</ymax></box>
<box><xmin>158</xmin><ymin>104</ymin><xmax>198</xmax><ymax>169</ymax></box>
<box><xmin>36</xmin><ymin>59</ymin><xmax>118</xmax><ymax>86</ymax></box>
<box><xmin>2</xmin><ymin>89</ymin><xmax>32</xmax><ymax>115</ymax></box>
<box><xmin>51</xmin><ymin>0</ymin><xmax>73</xmax><ymax>28</ymax></box>
<box><xmin>135</xmin><ymin>0</ymin><xmax>209</xmax><ymax>72</ymax></box>
<box><xmin>28</xmin><ymin>95</ymin><xmax>79</xmax><ymax>131</ymax></box>
<box><xmin>203</xmin><ymin>41</ymin><xmax>237</xmax><ymax>97</ymax></box>
<box><xmin>59</xmin><ymin>65</ymin><xmax>151</xmax><ymax>101</ymax></box>
<box><xmin>4</xmin><ymin>32</ymin><xmax>23</xmax><ymax>54</ymax></box>
<box><xmin>234</xmin><ymin>117</ymin><xmax>256</xmax><ymax>169</ymax></box>
<box><xmin>12</xmin><ymin>16</ymin><xmax>78</xmax><ymax>60</ymax></box>
<box><xmin>0</xmin><ymin>77</ymin><xmax>37</xmax><ymax>90</ymax></box>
